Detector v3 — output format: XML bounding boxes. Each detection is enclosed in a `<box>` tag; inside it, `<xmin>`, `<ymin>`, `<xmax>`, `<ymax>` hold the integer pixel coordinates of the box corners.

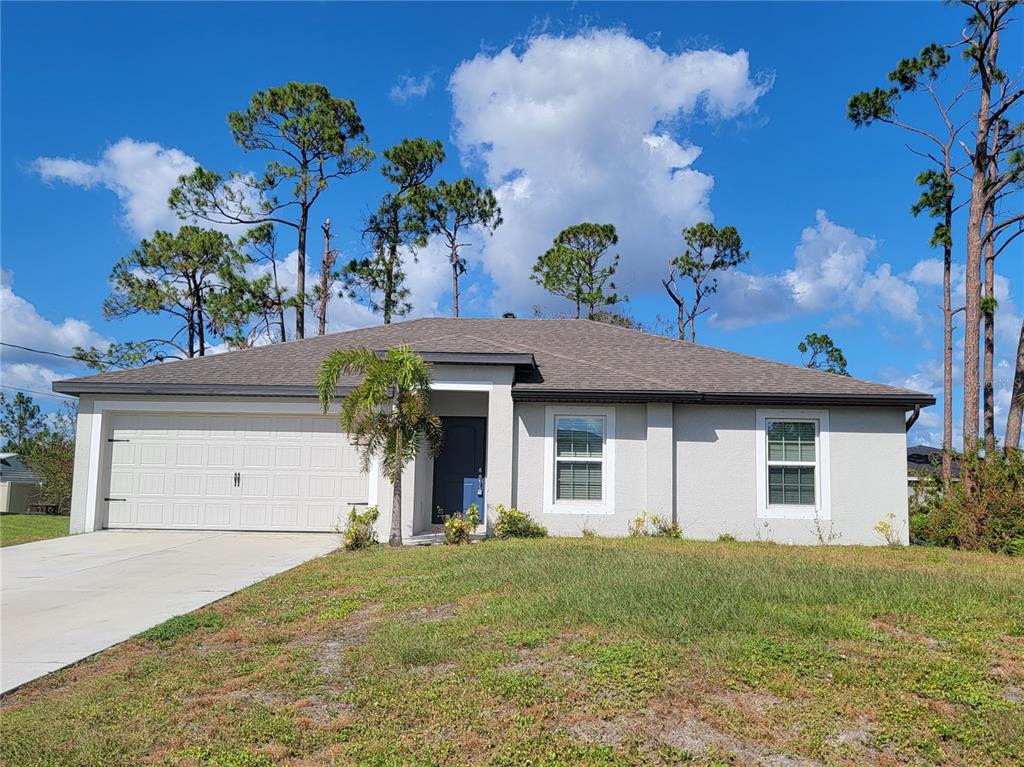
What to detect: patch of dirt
<box><xmin>833</xmin><ymin>722</ymin><xmax>873</xmax><ymax>747</ymax></box>
<box><xmin>562</xmin><ymin>717</ymin><xmax>630</xmax><ymax>746</ymax></box>
<box><xmin>870</xmin><ymin>619</ymin><xmax>942</xmax><ymax>650</ymax></box>
<box><xmin>559</xmin><ymin>697</ymin><xmax>826</xmax><ymax>767</ymax></box>
<box><xmin>1003</xmin><ymin>685</ymin><xmax>1024</xmax><ymax>703</ymax></box>
<box><xmin>399</xmin><ymin>602</ymin><xmax>459</xmax><ymax>623</ymax></box>
<box><xmin>307</xmin><ymin>603</ymin><xmax>384</xmax><ymax>676</ymax></box>
<box><xmin>713</xmin><ymin>690</ymin><xmax>785</xmax><ymax>715</ymax></box>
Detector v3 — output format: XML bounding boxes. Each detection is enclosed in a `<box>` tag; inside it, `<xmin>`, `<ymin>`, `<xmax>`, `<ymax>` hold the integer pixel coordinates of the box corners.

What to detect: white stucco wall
<box><xmin>66</xmin><ymin>383</ymin><xmax>909</xmax><ymax>546</ymax></box>
<box><xmin>674</xmin><ymin>405</ymin><xmax>908</xmax><ymax>546</ymax></box>
<box><xmin>511</xmin><ymin>401</ymin><xmax>909</xmax><ymax>545</ymax></box>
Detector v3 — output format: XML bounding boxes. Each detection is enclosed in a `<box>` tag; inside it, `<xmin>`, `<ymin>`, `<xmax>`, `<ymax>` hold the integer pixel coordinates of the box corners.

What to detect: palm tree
<box><xmin>318</xmin><ymin>344</ymin><xmax>442</xmax><ymax>546</ymax></box>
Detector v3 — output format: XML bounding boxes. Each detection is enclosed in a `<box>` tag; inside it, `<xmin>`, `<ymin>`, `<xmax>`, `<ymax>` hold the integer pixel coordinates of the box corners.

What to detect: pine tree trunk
<box><xmin>942</xmin><ymin>216</ymin><xmax>954</xmax><ymax>486</ymax></box>
<box><xmin>982</xmin><ymin>208</ymin><xmax>996</xmax><ymax>454</ymax></box>
<box><xmin>963</xmin><ymin>107</ymin><xmax>991</xmax><ymax>453</ymax></box>
<box><xmin>296</xmin><ymin>207</ymin><xmax>308</xmax><ymax>339</ymax></box>
<box><xmin>451</xmin><ymin>249</ymin><xmax>460</xmax><ymax>318</ymax></box>
<box><xmin>1005</xmin><ymin>319</ymin><xmax>1024</xmax><ymax>452</ymax></box>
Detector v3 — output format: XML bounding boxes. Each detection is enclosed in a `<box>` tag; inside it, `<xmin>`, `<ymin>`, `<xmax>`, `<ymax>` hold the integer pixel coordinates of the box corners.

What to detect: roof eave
<box><xmin>511</xmin><ymin>389</ymin><xmax>935</xmax><ymax>407</ymax></box>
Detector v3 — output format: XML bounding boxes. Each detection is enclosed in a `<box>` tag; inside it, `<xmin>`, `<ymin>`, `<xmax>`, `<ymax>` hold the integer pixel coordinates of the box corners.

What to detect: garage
<box><xmin>102</xmin><ymin>412</ymin><xmax>369</xmax><ymax>531</ymax></box>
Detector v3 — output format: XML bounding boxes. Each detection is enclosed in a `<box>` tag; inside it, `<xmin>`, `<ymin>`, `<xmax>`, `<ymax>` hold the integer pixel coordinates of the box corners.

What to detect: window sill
<box><xmin>757</xmin><ymin>505</ymin><xmax>829</xmax><ymax>521</ymax></box>
<box><xmin>543</xmin><ymin>502</ymin><xmax>613</xmax><ymax>516</ymax></box>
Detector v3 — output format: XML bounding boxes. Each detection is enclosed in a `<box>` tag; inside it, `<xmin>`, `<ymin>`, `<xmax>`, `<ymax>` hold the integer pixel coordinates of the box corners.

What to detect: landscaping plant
<box><xmin>494</xmin><ymin>504</ymin><xmax>548</xmax><ymax>538</ymax></box>
<box><xmin>341</xmin><ymin>506</ymin><xmax>380</xmax><ymax>551</ymax></box>
<box><xmin>442</xmin><ymin>504</ymin><xmax>479</xmax><ymax>545</ymax></box>
<box><xmin>628</xmin><ymin>512</ymin><xmax>681</xmax><ymax>539</ymax></box>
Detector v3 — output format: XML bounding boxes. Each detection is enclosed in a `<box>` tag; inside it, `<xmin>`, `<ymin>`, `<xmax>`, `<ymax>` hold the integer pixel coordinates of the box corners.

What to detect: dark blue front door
<box><xmin>431</xmin><ymin>416</ymin><xmax>486</xmax><ymax>524</ymax></box>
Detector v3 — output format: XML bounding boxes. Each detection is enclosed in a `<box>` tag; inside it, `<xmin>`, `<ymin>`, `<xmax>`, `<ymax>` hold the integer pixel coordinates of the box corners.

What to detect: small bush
<box><xmin>138</xmin><ymin>611</ymin><xmax>223</xmax><ymax>642</ymax></box>
<box><xmin>914</xmin><ymin>448</ymin><xmax>1023</xmax><ymax>554</ymax></box>
<box><xmin>494</xmin><ymin>504</ymin><xmax>547</xmax><ymax>539</ymax></box>
<box><xmin>717</xmin><ymin>533</ymin><xmax>738</xmax><ymax>543</ymax></box>
<box><xmin>581</xmin><ymin>525</ymin><xmax>597</xmax><ymax>538</ymax></box>
<box><xmin>628</xmin><ymin>512</ymin><xmax>681</xmax><ymax>539</ymax></box>
<box><xmin>443</xmin><ymin>504</ymin><xmax>479</xmax><ymax>545</ymax></box>
<box><xmin>342</xmin><ymin>505</ymin><xmax>379</xmax><ymax>551</ymax></box>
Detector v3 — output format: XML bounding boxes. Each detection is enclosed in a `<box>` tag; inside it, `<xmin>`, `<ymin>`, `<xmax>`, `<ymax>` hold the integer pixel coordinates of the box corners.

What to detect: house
<box><xmin>0</xmin><ymin>453</ymin><xmax>42</xmax><ymax>515</ymax></box>
<box><xmin>907</xmin><ymin>444</ymin><xmax>960</xmax><ymax>499</ymax></box>
<box><xmin>53</xmin><ymin>318</ymin><xmax>934</xmax><ymax>546</ymax></box>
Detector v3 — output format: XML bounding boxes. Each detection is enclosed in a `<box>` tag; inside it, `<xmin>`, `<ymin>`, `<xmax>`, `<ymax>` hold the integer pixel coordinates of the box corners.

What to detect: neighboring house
<box><xmin>907</xmin><ymin>444</ymin><xmax>960</xmax><ymax>499</ymax></box>
<box><xmin>53</xmin><ymin>318</ymin><xmax>934</xmax><ymax>546</ymax></box>
<box><xmin>0</xmin><ymin>453</ymin><xmax>41</xmax><ymax>515</ymax></box>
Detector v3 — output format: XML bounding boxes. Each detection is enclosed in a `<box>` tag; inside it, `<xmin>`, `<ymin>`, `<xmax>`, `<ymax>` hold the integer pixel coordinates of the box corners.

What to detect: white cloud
<box><xmin>389</xmin><ymin>73</ymin><xmax>434</xmax><ymax>104</ymax></box>
<box><xmin>35</xmin><ymin>138</ymin><xmax>199</xmax><ymax>238</ymax></box>
<box><xmin>449</xmin><ymin>28</ymin><xmax>770</xmax><ymax>312</ymax></box>
<box><xmin>712</xmin><ymin>210</ymin><xmax>922</xmax><ymax>330</ymax></box>
<box><xmin>0</xmin><ymin>269</ymin><xmax>110</xmax><ymax>397</ymax></box>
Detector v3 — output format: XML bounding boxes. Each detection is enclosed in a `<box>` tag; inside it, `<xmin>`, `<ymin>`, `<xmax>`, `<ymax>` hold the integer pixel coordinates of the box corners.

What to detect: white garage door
<box><xmin>103</xmin><ymin>412</ymin><xmax>369</xmax><ymax>531</ymax></box>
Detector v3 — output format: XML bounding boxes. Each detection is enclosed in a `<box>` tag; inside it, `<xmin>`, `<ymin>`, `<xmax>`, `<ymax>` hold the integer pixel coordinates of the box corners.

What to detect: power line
<box><xmin>0</xmin><ymin>341</ymin><xmax>82</xmax><ymax>362</ymax></box>
<box><xmin>0</xmin><ymin>384</ymin><xmax>77</xmax><ymax>401</ymax></box>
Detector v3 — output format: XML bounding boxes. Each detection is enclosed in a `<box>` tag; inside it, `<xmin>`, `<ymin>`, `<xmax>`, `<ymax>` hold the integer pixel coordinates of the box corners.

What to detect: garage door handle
<box><xmin>105</xmin><ymin>497</ymin><xmax>126</xmax><ymax>502</ymax></box>
<box><xmin>107</xmin><ymin>438</ymin><xmax>130</xmax><ymax>443</ymax></box>
<box><xmin>233</xmin><ymin>472</ymin><xmax>240</xmax><ymax>487</ymax></box>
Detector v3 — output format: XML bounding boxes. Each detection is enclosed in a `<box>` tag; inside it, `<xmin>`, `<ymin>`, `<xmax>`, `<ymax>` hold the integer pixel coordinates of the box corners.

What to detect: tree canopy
<box><xmin>169</xmin><ymin>82</ymin><xmax>373</xmax><ymax>339</ymax></box>
<box><xmin>532</xmin><ymin>222</ymin><xmax>621</xmax><ymax>319</ymax></box>
<box><xmin>662</xmin><ymin>222</ymin><xmax>748</xmax><ymax>343</ymax></box>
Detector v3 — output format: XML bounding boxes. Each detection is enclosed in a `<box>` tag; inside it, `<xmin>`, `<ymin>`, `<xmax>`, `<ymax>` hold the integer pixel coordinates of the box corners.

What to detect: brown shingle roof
<box><xmin>52</xmin><ymin>318</ymin><xmax>934</xmax><ymax>406</ymax></box>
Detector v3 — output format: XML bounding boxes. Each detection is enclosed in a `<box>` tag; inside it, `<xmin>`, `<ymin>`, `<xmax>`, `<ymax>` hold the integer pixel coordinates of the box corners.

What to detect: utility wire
<box><xmin>0</xmin><ymin>341</ymin><xmax>82</xmax><ymax>361</ymax></box>
<box><xmin>0</xmin><ymin>384</ymin><xmax>77</xmax><ymax>401</ymax></box>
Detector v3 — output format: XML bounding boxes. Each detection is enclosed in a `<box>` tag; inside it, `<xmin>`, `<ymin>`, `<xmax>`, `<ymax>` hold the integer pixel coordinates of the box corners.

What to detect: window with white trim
<box><xmin>555</xmin><ymin>415</ymin><xmax>605</xmax><ymax>501</ymax></box>
<box><xmin>766</xmin><ymin>420</ymin><xmax>818</xmax><ymax>506</ymax></box>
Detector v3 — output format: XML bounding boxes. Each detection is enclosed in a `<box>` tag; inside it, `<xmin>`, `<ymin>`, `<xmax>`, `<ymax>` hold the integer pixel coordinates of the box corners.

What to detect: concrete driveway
<box><xmin>0</xmin><ymin>530</ymin><xmax>338</xmax><ymax>694</ymax></box>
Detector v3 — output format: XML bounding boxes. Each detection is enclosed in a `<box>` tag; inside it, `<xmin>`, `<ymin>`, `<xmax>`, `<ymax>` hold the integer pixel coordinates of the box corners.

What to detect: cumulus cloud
<box><xmin>0</xmin><ymin>269</ymin><xmax>110</xmax><ymax>397</ymax></box>
<box><xmin>389</xmin><ymin>73</ymin><xmax>434</xmax><ymax>104</ymax></box>
<box><xmin>35</xmin><ymin>138</ymin><xmax>199</xmax><ymax>238</ymax></box>
<box><xmin>712</xmin><ymin>210</ymin><xmax>922</xmax><ymax>331</ymax></box>
<box><xmin>449</xmin><ymin>28</ymin><xmax>770</xmax><ymax>312</ymax></box>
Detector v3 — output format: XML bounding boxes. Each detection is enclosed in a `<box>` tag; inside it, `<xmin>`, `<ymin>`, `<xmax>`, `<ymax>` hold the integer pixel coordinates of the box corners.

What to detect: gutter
<box><xmin>53</xmin><ymin>382</ymin><xmax>935</xmax><ymax>409</ymax></box>
<box><xmin>511</xmin><ymin>389</ymin><xmax>935</xmax><ymax>408</ymax></box>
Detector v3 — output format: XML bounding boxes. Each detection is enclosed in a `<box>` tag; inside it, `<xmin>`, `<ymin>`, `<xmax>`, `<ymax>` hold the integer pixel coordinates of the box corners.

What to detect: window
<box><xmin>755</xmin><ymin>410</ymin><xmax>830</xmax><ymax>520</ymax></box>
<box><xmin>766</xmin><ymin>421</ymin><xmax>817</xmax><ymax>506</ymax></box>
<box><xmin>555</xmin><ymin>416</ymin><xmax>604</xmax><ymax>500</ymax></box>
<box><xmin>544</xmin><ymin>406</ymin><xmax>616</xmax><ymax>514</ymax></box>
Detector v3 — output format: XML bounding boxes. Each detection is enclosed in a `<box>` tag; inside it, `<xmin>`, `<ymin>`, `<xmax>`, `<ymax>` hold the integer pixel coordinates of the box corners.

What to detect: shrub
<box><xmin>628</xmin><ymin>512</ymin><xmax>681</xmax><ymax>539</ymax></box>
<box><xmin>494</xmin><ymin>504</ymin><xmax>547</xmax><ymax>539</ymax></box>
<box><xmin>341</xmin><ymin>505</ymin><xmax>379</xmax><ymax>551</ymax></box>
<box><xmin>914</xmin><ymin>448</ymin><xmax>1023</xmax><ymax>554</ymax></box>
<box><xmin>443</xmin><ymin>504</ymin><xmax>479</xmax><ymax>545</ymax></box>
<box><xmin>717</xmin><ymin>533</ymin><xmax>738</xmax><ymax>543</ymax></box>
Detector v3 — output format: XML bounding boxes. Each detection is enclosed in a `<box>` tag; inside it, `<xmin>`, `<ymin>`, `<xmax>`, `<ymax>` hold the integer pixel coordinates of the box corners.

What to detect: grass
<box><xmin>1</xmin><ymin>537</ymin><xmax>1022</xmax><ymax>766</ymax></box>
<box><xmin>0</xmin><ymin>513</ymin><xmax>70</xmax><ymax>547</ymax></box>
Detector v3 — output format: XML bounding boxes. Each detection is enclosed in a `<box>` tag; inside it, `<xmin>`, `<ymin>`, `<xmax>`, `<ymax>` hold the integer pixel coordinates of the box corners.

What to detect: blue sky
<box><xmin>1</xmin><ymin>1</ymin><xmax>1021</xmax><ymax>446</ymax></box>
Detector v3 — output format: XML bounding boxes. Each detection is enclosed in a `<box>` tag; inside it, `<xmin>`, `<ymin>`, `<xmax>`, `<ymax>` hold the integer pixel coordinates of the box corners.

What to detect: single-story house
<box><xmin>907</xmin><ymin>444</ymin><xmax>960</xmax><ymax>499</ymax></box>
<box><xmin>0</xmin><ymin>453</ymin><xmax>42</xmax><ymax>515</ymax></box>
<box><xmin>53</xmin><ymin>318</ymin><xmax>934</xmax><ymax>545</ymax></box>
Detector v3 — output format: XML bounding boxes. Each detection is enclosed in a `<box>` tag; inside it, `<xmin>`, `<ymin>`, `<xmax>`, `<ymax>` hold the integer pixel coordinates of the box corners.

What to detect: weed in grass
<box><xmin>137</xmin><ymin>611</ymin><xmax>223</xmax><ymax>642</ymax></box>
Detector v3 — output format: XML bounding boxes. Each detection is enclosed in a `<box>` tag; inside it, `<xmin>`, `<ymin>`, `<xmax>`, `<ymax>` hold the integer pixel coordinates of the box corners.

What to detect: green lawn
<box><xmin>0</xmin><ymin>513</ymin><xmax>70</xmax><ymax>547</ymax></box>
<box><xmin>1</xmin><ymin>538</ymin><xmax>1022</xmax><ymax>767</ymax></box>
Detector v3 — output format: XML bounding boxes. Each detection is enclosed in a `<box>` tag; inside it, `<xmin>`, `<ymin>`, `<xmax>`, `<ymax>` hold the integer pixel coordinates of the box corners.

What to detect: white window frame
<box><xmin>543</xmin><ymin>405</ymin><xmax>615</xmax><ymax>515</ymax></box>
<box><xmin>755</xmin><ymin>409</ymin><xmax>831</xmax><ymax>520</ymax></box>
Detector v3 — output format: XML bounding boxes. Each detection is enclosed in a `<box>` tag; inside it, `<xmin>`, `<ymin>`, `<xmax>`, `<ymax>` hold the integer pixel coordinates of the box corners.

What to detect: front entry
<box><xmin>431</xmin><ymin>416</ymin><xmax>486</xmax><ymax>524</ymax></box>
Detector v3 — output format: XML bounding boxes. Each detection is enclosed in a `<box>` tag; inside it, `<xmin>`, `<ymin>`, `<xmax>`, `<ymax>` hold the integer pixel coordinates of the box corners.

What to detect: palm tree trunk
<box><xmin>390</xmin><ymin>425</ymin><xmax>403</xmax><ymax>546</ymax></box>
<box><xmin>389</xmin><ymin>466</ymin><xmax>403</xmax><ymax>546</ymax></box>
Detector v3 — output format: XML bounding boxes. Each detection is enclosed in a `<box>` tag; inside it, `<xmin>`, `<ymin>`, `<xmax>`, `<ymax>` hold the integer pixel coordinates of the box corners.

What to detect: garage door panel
<box><xmin>208</xmin><ymin>445</ymin><xmax>234</xmax><ymax>466</ymax></box>
<box><xmin>173</xmin><ymin>473</ymin><xmax>202</xmax><ymax>496</ymax></box>
<box><xmin>206</xmin><ymin>473</ymin><xmax>234</xmax><ymax>497</ymax></box>
<box><xmin>175</xmin><ymin>444</ymin><xmax>204</xmax><ymax>466</ymax></box>
<box><xmin>202</xmin><ymin>504</ymin><xmax>232</xmax><ymax>526</ymax></box>
<box><xmin>140</xmin><ymin>444</ymin><xmax>167</xmax><ymax>465</ymax></box>
<box><xmin>104</xmin><ymin>411</ymin><xmax>370</xmax><ymax>531</ymax></box>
